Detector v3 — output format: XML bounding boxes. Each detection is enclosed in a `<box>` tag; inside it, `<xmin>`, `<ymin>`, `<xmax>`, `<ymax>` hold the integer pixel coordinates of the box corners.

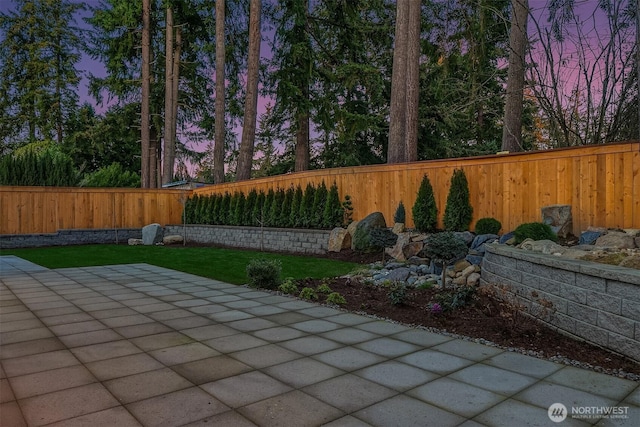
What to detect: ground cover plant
<box><xmin>0</xmin><ymin>245</ymin><xmax>357</xmax><ymax>285</ymax></box>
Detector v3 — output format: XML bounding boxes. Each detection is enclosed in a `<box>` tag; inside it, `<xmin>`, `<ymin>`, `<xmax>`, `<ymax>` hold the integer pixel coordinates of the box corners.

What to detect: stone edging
<box><xmin>481</xmin><ymin>243</ymin><xmax>640</xmax><ymax>362</ymax></box>
<box><xmin>164</xmin><ymin>224</ymin><xmax>330</xmax><ymax>255</ymax></box>
<box><xmin>0</xmin><ymin>228</ymin><xmax>142</xmax><ymax>249</ymax></box>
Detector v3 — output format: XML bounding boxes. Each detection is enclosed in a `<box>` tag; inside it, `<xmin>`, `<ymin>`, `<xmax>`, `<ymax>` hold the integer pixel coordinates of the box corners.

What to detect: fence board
<box><xmin>1</xmin><ymin>142</ymin><xmax>639</xmax><ymax>236</ymax></box>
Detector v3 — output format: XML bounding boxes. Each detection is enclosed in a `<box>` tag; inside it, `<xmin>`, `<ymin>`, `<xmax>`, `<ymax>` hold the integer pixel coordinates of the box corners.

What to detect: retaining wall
<box><xmin>481</xmin><ymin>244</ymin><xmax>640</xmax><ymax>362</ymax></box>
<box><xmin>165</xmin><ymin>225</ymin><xmax>330</xmax><ymax>255</ymax></box>
<box><xmin>0</xmin><ymin>228</ymin><xmax>142</xmax><ymax>249</ymax></box>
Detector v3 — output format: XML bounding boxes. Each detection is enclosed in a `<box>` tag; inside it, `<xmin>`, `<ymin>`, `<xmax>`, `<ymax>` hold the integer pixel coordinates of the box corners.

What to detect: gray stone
<box><xmin>128</xmin><ymin>238</ymin><xmax>144</xmax><ymax>246</ymax></box>
<box><xmin>142</xmin><ymin>223</ymin><xmax>164</xmax><ymax>245</ymax></box>
<box><xmin>467</xmin><ymin>272</ymin><xmax>481</xmax><ymax>286</ymax></box>
<box><xmin>579</xmin><ymin>230</ymin><xmax>602</xmax><ymax>245</ymax></box>
<box><xmin>387</xmin><ymin>268</ymin><xmax>411</xmax><ymax>282</ymax></box>
<box><xmin>163</xmin><ymin>235</ymin><xmax>184</xmax><ymax>245</ymax></box>
<box><xmin>519</xmin><ymin>239</ymin><xmax>566</xmax><ymax>255</ymax></box>
<box><xmin>392</xmin><ymin>223</ymin><xmax>405</xmax><ymax>234</ymax></box>
<box><xmin>454</xmin><ymin>231</ymin><xmax>475</xmax><ymax>246</ymax></box>
<box><xmin>402</xmin><ymin>242</ymin><xmax>423</xmax><ymax>260</ymax></box>
<box><xmin>328</xmin><ymin>227</ymin><xmax>351</xmax><ymax>252</ymax></box>
<box><xmin>387</xmin><ymin>233</ymin><xmax>412</xmax><ymax>261</ymax></box>
<box><xmin>471</xmin><ymin>234</ymin><xmax>499</xmax><ymax>250</ymax></box>
<box><xmin>499</xmin><ymin>232</ymin><xmax>515</xmax><ymax>244</ymax></box>
<box><xmin>352</xmin><ymin>212</ymin><xmax>387</xmax><ymax>253</ymax></box>
<box><xmin>541</xmin><ymin>204</ymin><xmax>573</xmax><ymax>238</ymax></box>
<box><xmin>465</xmin><ymin>255</ymin><xmax>484</xmax><ymax>265</ymax></box>
<box><xmin>406</xmin><ymin>256</ymin><xmax>429</xmax><ymax>266</ymax></box>
<box><xmin>595</xmin><ymin>231</ymin><xmax>637</xmax><ymax>249</ymax></box>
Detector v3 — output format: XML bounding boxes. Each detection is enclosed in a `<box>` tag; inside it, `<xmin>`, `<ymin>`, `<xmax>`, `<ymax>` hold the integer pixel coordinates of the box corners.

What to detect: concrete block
<box><xmin>549</xmin><ymin>313</ymin><xmax>576</xmax><ymax>334</ymax></box>
<box><xmin>585</xmin><ymin>291</ymin><xmax>621</xmax><ymax>315</ymax></box>
<box><xmin>537</xmin><ymin>278</ymin><xmax>561</xmax><ymax>295</ymax></box>
<box><xmin>567</xmin><ymin>302</ymin><xmax>597</xmax><ymax>324</ymax></box>
<box><xmin>575</xmin><ymin>321</ymin><xmax>608</xmax><ymax>347</ymax></box>
<box><xmin>607</xmin><ymin>281</ymin><xmax>640</xmax><ymax>302</ymax></box>
<box><xmin>516</xmin><ymin>259</ymin><xmax>534</xmax><ymax>274</ymax></box>
<box><xmin>559</xmin><ymin>284</ymin><xmax>587</xmax><ymax>304</ymax></box>
<box><xmin>607</xmin><ymin>333</ymin><xmax>640</xmax><ymax>361</ymax></box>
<box><xmin>621</xmin><ymin>300</ymin><xmax>640</xmax><ymax>322</ymax></box>
<box><xmin>597</xmin><ymin>311</ymin><xmax>635</xmax><ymax>338</ymax></box>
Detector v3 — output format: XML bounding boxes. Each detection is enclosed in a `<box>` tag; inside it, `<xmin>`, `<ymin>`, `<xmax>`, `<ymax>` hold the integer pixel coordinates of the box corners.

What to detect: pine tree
<box><xmin>444</xmin><ymin>169</ymin><xmax>473</xmax><ymax>231</ymax></box>
<box><xmin>412</xmin><ymin>174</ymin><xmax>438</xmax><ymax>233</ymax></box>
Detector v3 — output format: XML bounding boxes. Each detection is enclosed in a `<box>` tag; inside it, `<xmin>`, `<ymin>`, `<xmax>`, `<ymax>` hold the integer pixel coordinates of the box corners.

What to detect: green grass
<box><xmin>0</xmin><ymin>245</ymin><xmax>358</xmax><ymax>285</ymax></box>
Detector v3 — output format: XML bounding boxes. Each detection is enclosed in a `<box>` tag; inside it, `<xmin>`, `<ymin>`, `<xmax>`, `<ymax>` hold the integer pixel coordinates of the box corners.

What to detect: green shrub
<box><xmin>252</xmin><ymin>191</ymin><xmax>266</xmax><ymax>226</ymax></box>
<box><xmin>435</xmin><ymin>286</ymin><xmax>476</xmax><ymax>311</ymax></box>
<box><xmin>278</xmin><ymin>278</ymin><xmax>298</xmax><ymax>294</ymax></box>
<box><xmin>211</xmin><ymin>194</ymin><xmax>221</xmax><ymax>224</ymax></box>
<box><xmin>263</xmin><ymin>189</ymin><xmax>275</xmax><ymax>226</ymax></box>
<box><xmin>323</xmin><ymin>182</ymin><xmax>344</xmax><ymax>229</ymax></box>
<box><xmin>342</xmin><ymin>195</ymin><xmax>354</xmax><ymax>226</ymax></box>
<box><xmin>246</xmin><ymin>258</ymin><xmax>282</xmax><ymax>290</ymax></box>
<box><xmin>269</xmin><ymin>188</ymin><xmax>285</xmax><ymax>227</ymax></box>
<box><xmin>394</xmin><ymin>201</ymin><xmax>406</xmax><ymax>224</ymax></box>
<box><xmin>422</xmin><ymin>231</ymin><xmax>468</xmax><ymax>288</ymax></box>
<box><xmin>388</xmin><ymin>282</ymin><xmax>408</xmax><ymax>305</ymax></box>
<box><xmin>311</xmin><ymin>181</ymin><xmax>328</xmax><ymax>228</ymax></box>
<box><xmin>326</xmin><ymin>292</ymin><xmax>347</xmax><ymax>305</ymax></box>
<box><xmin>289</xmin><ymin>185</ymin><xmax>303</xmax><ymax>227</ymax></box>
<box><xmin>244</xmin><ymin>190</ymin><xmax>258</xmax><ymax>226</ymax></box>
<box><xmin>80</xmin><ymin>162</ymin><xmax>139</xmax><ymax>187</ymax></box>
<box><xmin>412</xmin><ymin>175</ymin><xmax>438</xmax><ymax>233</ymax></box>
<box><xmin>316</xmin><ymin>283</ymin><xmax>333</xmax><ymax>294</ymax></box>
<box><xmin>279</xmin><ymin>186</ymin><xmax>294</xmax><ymax>227</ymax></box>
<box><xmin>300</xmin><ymin>183</ymin><xmax>316</xmax><ymax>228</ymax></box>
<box><xmin>475</xmin><ymin>217</ymin><xmax>502</xmax><ymax>235</ymax></box>
<box><xmin>443</xmin><ymin>169</ymin><xmax>473</xmax><ymax>232</ymax></box>
<box><xmin>514</xmin><ymin>222</ymin><xmax>558</xmax><ymax>244</ymax></box>
<box><xmin>299</xmin><ymin>287</ymin><xmax>318</xmax><ymax>300</ymax></box>
<box><xmin>219</xmin><ymin>192</ymin><xmax>231</xmax><ymax>225</ymax></box>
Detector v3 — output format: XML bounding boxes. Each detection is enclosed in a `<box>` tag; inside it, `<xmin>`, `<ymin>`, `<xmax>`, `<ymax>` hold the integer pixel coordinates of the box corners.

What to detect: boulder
<box><xmin>453</xmin><ymin>259</ymin><xmax>471</xmax><ymax>273</ymax></box>
<box><xmin>392</xmin><ymin>223</ymin><xmax>405</xmax><ymax>234</ymax></box>
<box><xmin>499</xmin><ymin>231</ymin><xmax>515</xmax><ymax>244</ymax></box>
<box><xmin>471</xmin><ymin>234</ymin><xmax>499</xmax><ymax>253</ymax></box>
<box><xmin>352</xmin><ymin>212</ymin><xmax>387</xmax><ymax>253</ymax></box>
<box><xmin>347</xmin><ymin>220</ymin><xmax>360</xmax><ymax>248</ymax></box>
<box><xmin>541</xmin><ymin>204</ymin><xmax>573</xmax><ymax>238</ymax></box>
<box><xmin>454</xmin><ymin>231</ymin><xmax>475</xmax><ymax>246</ymax></box>
<box><xmin>465</xmin><ymin>254</ymin><xmax>484</xmax><ymax>265</ymax></box>
<box><xmin>142</xmin><ymin>223</ymin><xmax>164</xmax><ymax>245</ymax></box>
<box><xmin>407</xmin><ymin>256</ymin><xmax>429</xmax><ymax>265</ymax></box>
<box><xmin>163</xmin><ymin>235</ymin><xmax>184</xmax><ymax>245</ymax></box>
<box><xmin>623</xmin><ymin>229</ymin><xmax>640</xmax><ymax>237</ymax></box>
<box><xmin>466</xmin><ymin>272</ymin><xmax>481</xmax><ymax>286</ymax></box>
<box><xmin>128</xmin><ymin>238</ymin><xmax>143</xmax><ymax>245</ymax></box>
<box><xmin>519</xmin><ymin>238</ymin><xmax>567</xmax><ymax>254</ymax></box>
<box><xmin>619</xmin><ymin>256</ymin><xmax>640</xmax><ymax>269</ymax></box>
<box><xmin>579</xmin><ymin>230</ymin><xmax>602</xmax><ymax>245</ymax></box>
<box><xmin>328</xmin><ymin>227</ymin><xmax>351</xmax><ymax>252</ymax></box>
<box><xmin>402</xmin><ymin>242</ymin><xmax>423</xmax><ymax>260</ymax></box>
<box><xmin>387</xmin><ymin>232</ymin><xmax>413</xmax><ymax>260</ymax></box>
<box><xmin>595</xmin><ymin>231</ymin><xmax>637</xmax><ymax>249</ymax></box>
<box><xmin>387</xmin><ymin>267</ymin><xmax>411</xmax><ymax>282</ymax></box>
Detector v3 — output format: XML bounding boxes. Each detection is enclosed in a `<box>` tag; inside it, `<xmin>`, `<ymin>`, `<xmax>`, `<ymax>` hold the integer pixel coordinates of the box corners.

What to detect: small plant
<box><xmin>370</xmin><ymin>228</ymin><xmax>398</xmax><ymax>262</ymax></box>
<box><xmin>412</xmin><ymin>174</ymin><xmax>438</xmax><ymax>233</ymax></box>
<box><xmin>514</xmin><ymin>222</ymin><xmax>558</xmax><ymax>244</ymax></box>
<box><xmin>444</xmin><ymin>169</ymin><xmax>473</xmax><ymax>232</ymax></box>
<box><xmin>326</xmin><ymin>292</ymin><xmax>347</xmax><ymax>305</ymax></box>
<box><xmin>299</xmin><ymin>287</ymin><xmax>318</xmax><ymax>300</ymax></box>
<box><xmin>246</xmin><ymin>258</ymin><xmax>282</xmax><ymax>290</ymax></box>
<box><xmin>388</xmin><ymin>281</ymin><xmax>408</xmax><ymax>305</ymax></box>
<box><xmin>416</xmin><ymin>281</ymin><xmax>435</xmax><ymax>290</ymax></box>
<box><xmin>278</xmin><ymin>277</ymin><xmax>299</xmax><ymax>294</ymax></box>
<box><xmin>435</xmin><ymin>286</ymin><xmax>476</xmax><ymax>311</ymax></box>
<box><xmin>422</xmin><ymin>232</ymin><xmax>468</xmax><ymax>289</ymax></box>
<box><xmin>317</xmin><ymin>283</ymin><xmax>333</xmax><ymax>294</ymax></box>
<box><xmin>394</xmin><ymin>201</ymin><xmax>406</xmax><ymax>224</ymax></box>
<box><xmin>342</xmin><ymin>195</ymin><xmax>354</xmax><ymax>226</ymax></box>
<box><xmin>475</xmin><ymin>217</ymin><xmax>502</xmax><ymax>235</ymax></box>
<box><xmin>428</xmin><ymin>302</ymin><xmax>443</xmax><ymax>314</ymax></box>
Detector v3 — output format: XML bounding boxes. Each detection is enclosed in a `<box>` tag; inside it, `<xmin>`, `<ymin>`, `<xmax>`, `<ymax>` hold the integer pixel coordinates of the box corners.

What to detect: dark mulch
<box><xmin>296</xmin><ymin>275</ymin><xmax>640</xmax><ymax>376</ymax></box>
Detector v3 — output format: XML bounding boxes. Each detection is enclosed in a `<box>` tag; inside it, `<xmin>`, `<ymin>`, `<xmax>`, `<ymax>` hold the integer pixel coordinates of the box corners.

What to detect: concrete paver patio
<box><xmin>1</xmin><ymin>255</ymin><xmax>638</xmax><ymax>426</ymax></box>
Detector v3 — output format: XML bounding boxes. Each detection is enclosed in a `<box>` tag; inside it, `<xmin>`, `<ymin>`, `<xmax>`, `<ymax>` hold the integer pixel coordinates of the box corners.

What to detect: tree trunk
<box><xmin>162</xmin><ymin>6</ymin><xmax>174</xmax><ymax>185</ymax></box>
<box><xmin>236</xmin><ymin>0</ymin><xmax>262</xmax><ymax>181</ymax></box>
<box><xmin>501</xmin><ymin>0</ymin><xmax>529</xmax><ymax>152</ymax></box>
<box><xmin>213</xmin><ymin>0</ymin><xmax>226</xmax><ymax>184</ymax></box>
<box><xmin>387</xmin><ymin>0</ymin><xmax>409</xmax><ymax>164</ymax></box>
<box><xmin>404</xmin><ymin>0</ymin><xmax>420</xmax><ymax>162</ymax></box>
<box><xmin>637</xmin><ymin>0</ymin><xmax>640</xmax><ymax>141</ymax></box>
<box><xmin>172</xmin><ymin>26</ymin><xmax>181</xmax><ymax>165</ymax></box>
<box><xmin>294</xmin><ymin>110</ymin><xmax>309</xmax><ymax>171</ymax></box>
<box><xmin>141</xmin><ymin>0</ymin><xmax>151</xmax><ymax>188</ymax></box>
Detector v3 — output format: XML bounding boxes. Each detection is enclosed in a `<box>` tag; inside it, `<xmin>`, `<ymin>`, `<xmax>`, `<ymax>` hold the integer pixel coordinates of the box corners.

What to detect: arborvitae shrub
<box><xmin>269</xmin><ymin>188</ymin><xmax>285</xmax><ymax>227</ymax></box>
<box><xmin>475</xmin><ymin>217</ymin><xmax>502</xmax><ymax>235</ymax></box>
<box><xmin>394</xmin><ymin>201</ymin><xmax>406</xmax><ymax>224</ymax></box>
<box><xmin>444</xmin><ymin>169</ymin><xmax>473</xmax><ymax>232</ymax></box>
<box><xmin>290</xmin><ymin>185</ymin><xmax>303</xmax><ymax>227</ymax></box>
<box><xmin>253</xmin><ymin>191</ymin><xmax>266</xmax><ymax>226</ymax></box>
<box><xmin>219</xmin><ymin>192</ymin><xmax>231</xmax><ymax>224</ymax></box>
<box><xmin>184</xmin><ymin>195</ymin><xmax>196</xmax><ymax>223</ymax></box>
<box><xmin>228</xmin><ymin>192</ymin><xmax>239</xmax><ymax>225</ymax></box>
<box><xmin>514</xmin><ymin>222</ymin><xmax>558</xmax><ymax>244</ymax></box>
<box><xmin>245</xmin><ymin>190</ymin><xmax>257</xmax><ymax>225</ymax></box>
<box><xmin>263</xmin><ymin>189</ymin><xmax>275</xmax><ymax>226</ymax></box>
<box><xmin>311</xmin><ymin>181</ymin><xmax>328</xmax><ymax>228</ymax></box>
<box><xmin>342</xmin><ymin>195</ymin><xmax>354</xmax><ymax>226</ymax></box>
<box><xmin>211</xmin><ymin>194</ymin><xmax>221</xmax><ymax>224</ymax></box>
<box><xmin>195</xmin><ymin>195</ymin><xmax>206</xmax><ymax>224</ymax></box>
<box><xmin>279</xmin><ymin>186</ymin><xmax>294</xmax><ymax>227</ymax></box>
<box><xmin>235</xmin><ymin>192</ymin><xmax>246</xmax><ymax>225</ymax></box>
<box><xmin>300</xmin><ymin>183</ymin><xmax>316</xmax><ymax>228</ymax></box>
<box><xmin>322</xmin><ymin>182</ymin><xmax>343</xmax><ymax>228</ymax></box>
<box><xmin>412</xmin><ymin>175</ymin><xmax>438</xmax><ymax>233</ymax></box>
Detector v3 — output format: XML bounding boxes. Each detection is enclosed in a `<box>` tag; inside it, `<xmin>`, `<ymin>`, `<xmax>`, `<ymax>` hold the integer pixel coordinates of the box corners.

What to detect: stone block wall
<box><xmin>165</xmin><ymin>224</ymin><xmax>330</xmax><ymax>255</ymax></box>
<box><xmin>0</xmin><ymin>228</ymin><xmax>142</xmax><ymax>249</ymax></box>
<box><xmin>481</xmin><ymin>244</ymin><xmax>640</xmax><ymax>362</ymax></box>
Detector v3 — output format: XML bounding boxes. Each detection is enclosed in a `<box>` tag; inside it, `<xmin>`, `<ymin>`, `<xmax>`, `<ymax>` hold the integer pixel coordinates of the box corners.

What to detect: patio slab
<box><xmin>1</xmin><ymin>255</ymin><xmax>638</xmax><ymax>426</ymax></box>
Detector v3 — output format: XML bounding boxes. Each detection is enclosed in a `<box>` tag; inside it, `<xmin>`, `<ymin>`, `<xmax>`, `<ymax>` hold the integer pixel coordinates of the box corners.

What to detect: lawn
<box><xmin>0</xmin><ymin>245</ymin><xmax>358</xmax><ymax>285</ymax></box>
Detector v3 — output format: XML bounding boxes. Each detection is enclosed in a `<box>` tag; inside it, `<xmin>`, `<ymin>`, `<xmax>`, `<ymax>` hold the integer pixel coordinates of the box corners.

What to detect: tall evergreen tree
<box><xmin>0</xmin><ymin>0</ymin><xmax>84</xmax><ymax>147</ymax></box>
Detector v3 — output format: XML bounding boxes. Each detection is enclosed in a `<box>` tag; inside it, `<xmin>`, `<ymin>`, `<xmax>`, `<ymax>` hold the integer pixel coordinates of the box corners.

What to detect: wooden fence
<box><xmin>0</xmin><ymin>187</ymin><xmax>187</xmax><ymax>235</ymax></box>
<box><xmin>193</xmin><ymin>142</ymin><xmax>640</xmax><ymax>234</ymax></box>
<box><xmin>1</xmin><ymin>142</ymin><xmax>638</xmax><ymax>235</ymax></box>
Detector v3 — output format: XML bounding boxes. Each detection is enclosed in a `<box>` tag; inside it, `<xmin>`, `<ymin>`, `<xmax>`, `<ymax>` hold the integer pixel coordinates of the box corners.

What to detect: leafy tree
<box><xmin>443</xmin><ymin>169</ymin><xmax>473</xmax><ymax>232</ymax></box>
<box><xmin>412</xmin><ymin>174</ymin><xmax>437</xmax><ymax>233</ymax></box>
<box><xmin>0</xmin><ymin>0</ymin><xmax>84</xmax><ymax>146</ymax></box>
<box><xmin>80</xmin><ymin>163</ymin><xmax>140</xmax><ymax>188</ymax></box>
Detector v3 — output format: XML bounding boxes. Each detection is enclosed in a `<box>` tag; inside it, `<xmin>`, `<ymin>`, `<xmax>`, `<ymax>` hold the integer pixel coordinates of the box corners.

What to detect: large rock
<box><xmin>163</xmin><ymin>235</ymin><xmax>184</xmax><ymax>245</ymax></box>
<box><xmin>519</xmin><ymin>238</ymin><xmax>567</xmax><ymax>254</ymax></box>
<box><xmin>387</xmin><ymin>233</ymin><xmax>412</xmax><ymax>261</ymax></box>
<box><xmin>471</xmin><ymin>234</ymin><xmax>499</xmax><ymax>253</ymax></box>
<box><xmin>392</xmin><ymin>223</ymin><xmax>405</xmax><ymax>234</ymax></box>
<box><xmin>128</xmin><ymin>238</ymin><xmax>143</xmax><ymax>246</ymax></box>
<box><xmin>595</xmin><ymin>231</ymin><xmax>637</xmax><ymax>249</ymax></box>
<box><xmin>402</xmin><ymin>242</ymin><xmax>423</xmax><ymax>260</ymax></box>
<box><xmin>352</xmin><ymin>212</ymin><xmax>387</xmax><ymax>253</ymax></box>
<box><xmin>142</xmin><ymin>223</ymin><xmax>163</xmax><ymax>245</ymax></box>
<box><xmin>328</xmin><ymin>227</ymin><xmax>352</xmax><ymax>252</ymax></box>
<box><xmin>346</xmin><ymin>220</ymin><xmax>360</xmax><ymax>248</ymax></box>
<box><xmin>541</xmin><ymin>204</ymin><xmax>573</xmax><ymax>238</ymax></box>
<box><xmin>579</xmin><ymin>230</ymin><xmax>602</xmax><ymax>245</ymax></box>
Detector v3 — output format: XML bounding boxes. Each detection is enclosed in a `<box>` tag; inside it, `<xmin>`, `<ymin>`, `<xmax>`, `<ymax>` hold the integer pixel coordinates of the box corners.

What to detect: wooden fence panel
<box><xmin>1</xmin><ymin>142</ymin><xmax>638</xmax><ymax>235</ymax></box>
